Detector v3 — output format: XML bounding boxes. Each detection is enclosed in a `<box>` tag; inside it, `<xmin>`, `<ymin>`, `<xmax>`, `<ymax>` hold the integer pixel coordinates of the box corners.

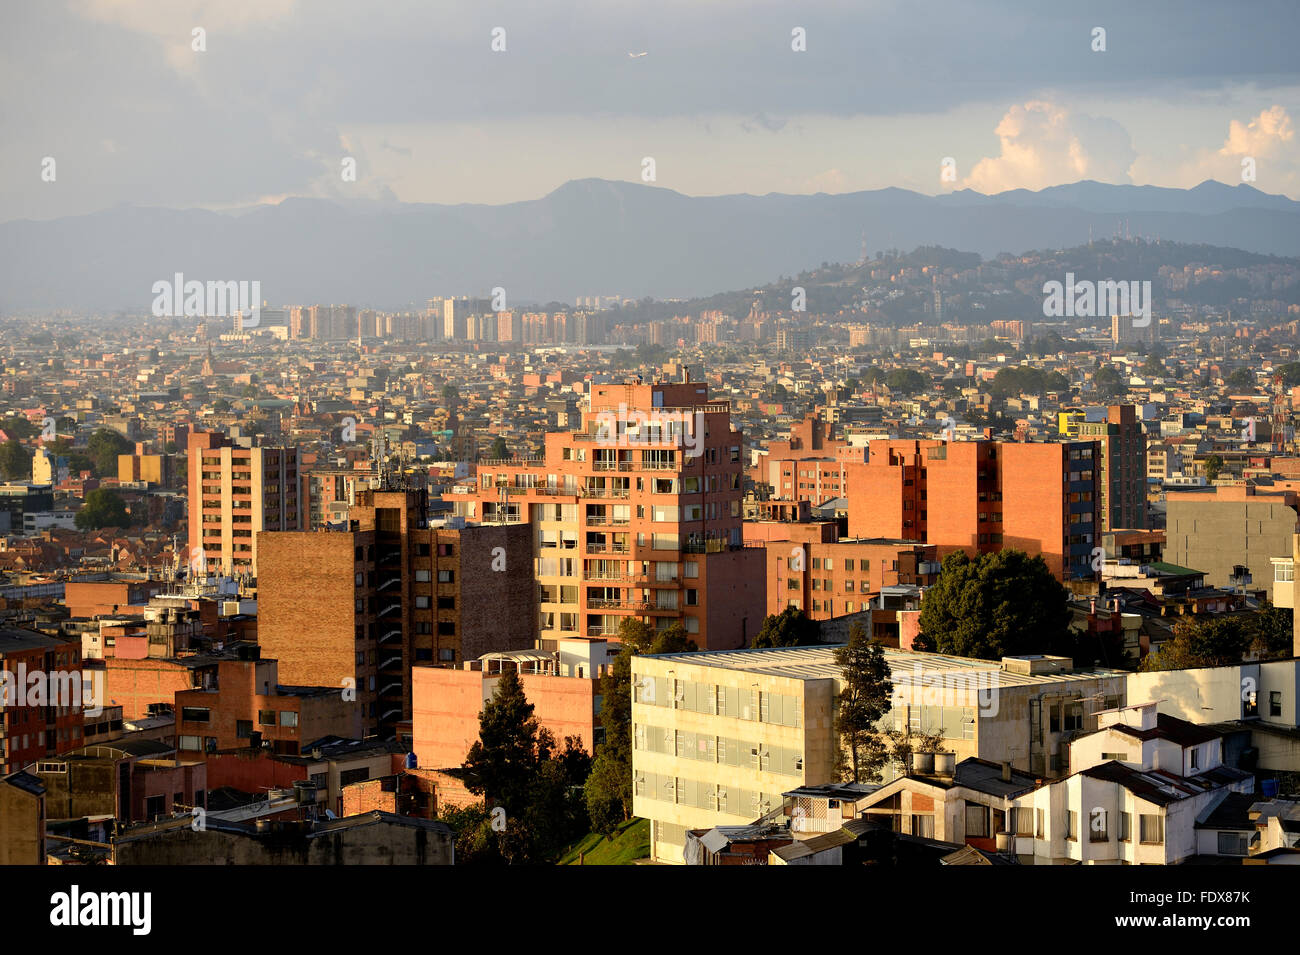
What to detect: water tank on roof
<box><xmin>405</xmin><ymin>752</ymin><xmax>417</xmax><ymax>770</ymax></box>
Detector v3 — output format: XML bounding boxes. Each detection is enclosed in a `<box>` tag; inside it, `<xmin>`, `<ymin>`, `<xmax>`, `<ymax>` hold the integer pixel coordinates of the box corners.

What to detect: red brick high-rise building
<box><xmin>446</xmin><ymin>380</ymin><xmax>764</xmax><ymax>649</ymax></box>
<box><xmin>1078</xmin><ymin>405</ymin><xmax>1148</xmax><ymax>531</ymax></box>
<box><xmin>846</xmin><ymin>439</ymin><xmax>1101</xmax><ymax>581</ymax></box>
<box><xmin>258</xmin><ymin>487</ymin><xmax>536</xmax><ymax>739</ymax></box>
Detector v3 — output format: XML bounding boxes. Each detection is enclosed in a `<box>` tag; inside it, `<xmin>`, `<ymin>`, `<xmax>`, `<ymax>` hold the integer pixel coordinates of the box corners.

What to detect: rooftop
<box><xmin>646</xmin><ymin>644</ymin><xmax>1126</xmax><ymax>687</ymax></box>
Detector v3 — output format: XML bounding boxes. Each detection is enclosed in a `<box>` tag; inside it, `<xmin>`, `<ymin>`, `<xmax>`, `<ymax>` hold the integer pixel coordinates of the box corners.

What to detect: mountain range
<box><xmin>2</xmin><ymin>178</ymin><xmax>1297</xmax><ymax>313</ymax></box>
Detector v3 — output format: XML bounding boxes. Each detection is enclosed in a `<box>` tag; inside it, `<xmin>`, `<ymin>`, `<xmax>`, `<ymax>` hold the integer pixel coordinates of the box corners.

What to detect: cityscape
<box><xmin>3</xmin><ymin>0</ymin><xmax>1299</xmax><ymax>934</ymax></box>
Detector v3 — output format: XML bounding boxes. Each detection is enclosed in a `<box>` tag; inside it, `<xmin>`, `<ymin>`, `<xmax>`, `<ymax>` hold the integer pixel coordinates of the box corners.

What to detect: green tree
<box><xmin>1226</xmin><ymin>367</ymin><xmax>1255</xmax><ymax>391</ymax></box>
<box><xmin>0</xmin><ymin>417</ymin><xmax>36</xmax><ymax>439</ymax></box>
<box><xmin>584</xmin><ymin>618</ymin><xmax>694</xmax><ymax>835</ymax></box>
<box><xmin>462</xmin><ymin>668</ymin><xmax>550</xmax><ymax>819</ymax></box>
<box><xmin>487</xmin><ymin>436</ymin><xmax>510</xmax><ymax>460</ymax></box>
<box><xmin>86</xmin><ymin>428</ymin><xmax>132</xmax><ymax>477</ymax></box>
<box><xmin>916</xmin><ymin>550</ymin><xmax>1072</xmax><ymax>659</ymax></box>
<box><xmin>0</xmin><ymin>440</ymin><xmax>31</xmax><ymax>480</ymax></box>
<box><xmin>885</xmin><ymin>368</ymin><xmax>927</xmax><ymax>395</ymax></box>
<box><xmin>1251</xmin><ymin>603</ymin><xmax>1293</xmax><ymax>660</ymax></box>
<box><xmin>752</xmin><ymin>606</ymin><xmax>820</xmax><ymax>648</ymax></box>
<box><xmin>1204</xmin><ymin>454</ymin><xmax>1224</xmax><ymax>481</ymax></box>
<box><xmin>75</xmin><ymin>488</ymin><xmax>130</xmax><ymax>529</ymax></box>
<box><xmin>1140</xmin><ymin>354</ymin><xmax>1165</xmax><ymax>378</ymax></box>
<box><xmin>1093</xmin><ymin>364</ymin><xmax>1125</xmax><ymax>398</ymax></box>
<box><xmin>832</xmin><ymin>623</ymin><xmax>893</xmax><ymax>783</ymax></box>
<box><xmin>1142</xmin><ymin>617</ymin><xmax>1253</xmax><ymax>671</ymax></box>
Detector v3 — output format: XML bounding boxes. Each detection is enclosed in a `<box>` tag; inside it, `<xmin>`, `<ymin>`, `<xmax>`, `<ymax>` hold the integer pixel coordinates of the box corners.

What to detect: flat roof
<box><xmin>645</xmin><ymin>645</ymin><xmax>1126</xmax><ymax>687</ymax></box>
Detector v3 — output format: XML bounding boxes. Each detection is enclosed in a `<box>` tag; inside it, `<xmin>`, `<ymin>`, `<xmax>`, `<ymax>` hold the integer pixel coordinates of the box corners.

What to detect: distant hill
<box><xmin>2</xmin><ymin>178</ymin><xmax>1298</xmax><ymax>313</ymax></box>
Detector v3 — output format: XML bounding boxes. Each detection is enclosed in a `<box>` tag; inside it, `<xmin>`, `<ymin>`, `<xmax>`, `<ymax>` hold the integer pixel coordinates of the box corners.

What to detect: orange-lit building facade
<box><xmin>446</xmin><ymin>381</ymin><xmax>764</xmax><ymax>649</ymax></box>
<box><xmin>187</xmin><ymin>430</ymin><xmax>305</xmax><ymax>577</ymax></box>
<box><xmin>846</xmin><ymin>439</ymin><xmax>1100</xmax><ymax>581</ymax></box>
<box><xmin>764</xmin><ymin>540</ymin><xmax>941</xmax><ymax>620</ymax></box>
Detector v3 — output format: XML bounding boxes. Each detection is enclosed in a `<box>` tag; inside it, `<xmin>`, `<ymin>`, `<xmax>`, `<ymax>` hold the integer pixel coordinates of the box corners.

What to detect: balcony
<box><xmin>586</xmin><ymin>542</ymin><xmax>630</xmax><ymax>554</ymax></box>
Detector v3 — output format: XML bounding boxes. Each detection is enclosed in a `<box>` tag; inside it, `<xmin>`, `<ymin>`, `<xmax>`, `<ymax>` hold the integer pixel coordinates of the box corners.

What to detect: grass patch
<box><xmin>557</xmin><ymin>818</ymin><xmax>651</xmax><ymax>865</ymax></box>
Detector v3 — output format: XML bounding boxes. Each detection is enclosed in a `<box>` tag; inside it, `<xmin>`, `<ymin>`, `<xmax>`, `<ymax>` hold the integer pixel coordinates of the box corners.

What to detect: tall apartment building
<box><xmin>750</xmin><ymin>413</ymin><xmax>861</xmax><ymax>500</ymax></box>
<box><xmin>845</xmin><ymin>439</ymin><xmax>1101</xmax><ymax>581</ymax></box>
<box><xmin>1077</xmin><ymin>405</ymin><xmax>1147</xmax><ymax>531</ymax></box>
<box><xmin>0</xmin><ymin>629</ymin><xmax>90</xmax><ymax>776</ymax></box>
<box><xmin>442</xmin><ymin>297</ymin><xmax>489</xmax><ymax>342</ymax></box>
<box><xmin>257</xmin><ymin>487</ymin><xmax>535</xmax><ymax>739</ymax></box>
<box><xmin>446</xmin><ymin>381</ymin><xmax>764</xmax><ymax>650</ymax></box>
<box><xmin>187</xmin><ymin>431</ymin><xmax>305</xmax><ymax>578</ymax></box>
<box><xmin>632</xmin><ymin>646</ymin><xmax>1128</xmax><ymax>862</ymax></box>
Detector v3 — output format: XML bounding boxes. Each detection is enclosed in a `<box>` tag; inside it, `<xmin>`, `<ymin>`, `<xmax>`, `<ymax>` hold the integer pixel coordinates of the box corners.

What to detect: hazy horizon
<box><xmin>4</xmin><ymin>0</ymin><xmax>1299</xmax><ymax>223</ymax></box>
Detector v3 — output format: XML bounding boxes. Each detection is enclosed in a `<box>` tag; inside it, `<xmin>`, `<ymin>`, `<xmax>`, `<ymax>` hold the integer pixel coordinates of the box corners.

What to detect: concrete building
<box><xmin>1006</xmin><ymin>703</ymin><xmax>1252</xmax><ymax>864</ymax></box>
<box><xmin>0</xmin><ymin>770</ymin><xmax>45</xmax><ymax>864</ymax></box>
<box><xmin>846</xmin><ymin>439</ymin><xmax>1101</xmax><ymax>581</ymax></box>
<box><xmin>446</xmin><ymin>380</ymin><xmax>764</xmax><ymax>650</ymax></box>
<box><xmin>33</xmin><ymin>738</ymin><xmax>206</xmax><ymax>823</ymax></box>
<box><xmin>1165</xmin><ymin>484</ymin><xmax>1298</xmax><ymax>600</ymax></box>
<box><xmin>258</xmin><ymin>487</ymin><xmax>536</xmax><ymax>739</ymax></box>
<box><xmin>187</xmin><ymin>430</ymin><xmax>305</xmax><ymax>577</ymax></box>
<box><xmin>631</xmin><ymin>645</ymin><xmax>1128</xmax><ymax>862</ymax></box>
<box><xmin>113</xmin><ymin>811</ymin><xmax>455</xmax><ymax>865</ymax></box>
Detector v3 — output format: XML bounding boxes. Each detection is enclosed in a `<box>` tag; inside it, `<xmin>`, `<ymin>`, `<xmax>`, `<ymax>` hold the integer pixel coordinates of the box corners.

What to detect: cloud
<box><xmin>802</xmin><ymin>168</ymin><xmax>847</xmax><ymax>193</ymax></box>
<box><xmin>1221</xmin><ymin>104</ymin><xmax>1294</xmax><ymax>157</ymax></box>
<box><xmin>76</xmin><ymin>0</ymin><xmax>297</xmax><ymax>71</ymax></box>
<box><xmin>1155</xmin><ymin>105</ymin><xmax>1299</xmax><ymax>194</ymax></box>
<box><xmin>963</xmin><ymin>101</ymin><xmax>1136</xmax><ymax>193</ymax></box>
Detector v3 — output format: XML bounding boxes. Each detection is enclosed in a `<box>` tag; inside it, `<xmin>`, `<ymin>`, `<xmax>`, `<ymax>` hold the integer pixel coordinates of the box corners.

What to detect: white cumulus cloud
<box><xmin>962</xmin><ymin>101</ymin><xmax>1136</xmax><ymax>194</ymax></box>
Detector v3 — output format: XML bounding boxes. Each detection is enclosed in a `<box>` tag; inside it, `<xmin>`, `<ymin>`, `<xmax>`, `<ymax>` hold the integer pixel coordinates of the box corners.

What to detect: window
<box><xmin>965</xmin><ymin>804</ymin><xmax>989</xmax><ymax>838</ymax></box>
<box><xmin>1089</xmin><ymin>808</ymin><xmax>1108</xmax><ymax>842</ymax></box>
<box><xmin>1036</xmin><ymin>808</ymin><xmax>1045</xmax><ymax>839</ymax></box>
<box><xmin>1065</xmin><ymin>810</ymin><xmax>1076</xmax><ymax>841</ymax></box>
<box><xmin>1139</xmin><ymin>814</ymin><xmax>1164</xmax><ymax>844</ymax></box>
<box><xmin>1270</xmin><ymin>691</ymin><xmax>1282</xmax><ymax>717</ymax></box>
<box><xmin>1119</xmin><ymin>812</ymin><xmax>1131</xmax><ymax>842</ymax></box>
<box><xmin>1189</xmin><ymin>748</ymin><xmax>1199</xmax><ymax>770</ymax></box>
<box><xmin>437</xmin><ymin>570</ymin><xmax>454</xmax><ymax>583</ymax></box>
<box><xmin>279</xmin><ymin>711</ymin><xmax>299</xmax><ymax>728</ymax></box>
<box><xmin>181</xmin><ymin>707</ymin><xmax>210</xmax><ymax>723</ymax></box>
<box><xmin>1217</xmin><ymin>831</ymin><xmax>1247</xmax><ymax>856</ymax></box>
<box><xmin>1013</xmin><ymin>807</ymin><xmax>1033</xmax><ymax>836</ymax></box>
<box><xmin>258</xmin><ymin>710</ymin><xmax>275</xmax><ymax>725</ymax></box>
<box><xmin>236</xmin><ymin>720</ymin><xmax>252</xmax><ymax>739</ymax></box>
<box><xmin>911</xmin><ymin>814</ymin><xmax>935</xmax><ymax>838</ymax></box>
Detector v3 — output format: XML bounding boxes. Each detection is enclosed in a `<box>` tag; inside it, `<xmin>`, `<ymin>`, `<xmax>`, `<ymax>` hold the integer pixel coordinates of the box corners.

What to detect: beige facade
<box><xmin>632</xmin><ymin>646</ymin><xmax>1128</xmax><ymax>863</ymax></box>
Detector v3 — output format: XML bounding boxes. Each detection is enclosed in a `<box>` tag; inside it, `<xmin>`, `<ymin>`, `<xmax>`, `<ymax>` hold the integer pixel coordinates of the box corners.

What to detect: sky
<box><xmin>2</xmin><ymin>0</ymin><xmax>1298</xmax><ymax>222</ymax></box>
